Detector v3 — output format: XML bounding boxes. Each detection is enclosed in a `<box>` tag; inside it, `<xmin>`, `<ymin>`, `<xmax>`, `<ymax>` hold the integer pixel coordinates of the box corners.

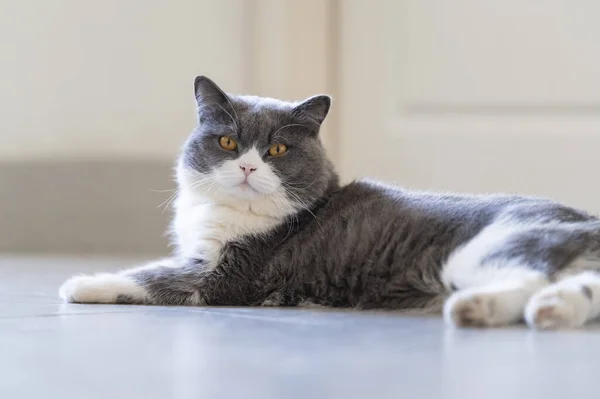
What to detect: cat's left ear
<box><xmin>292</xmin><ymin>95</ymin><xmax>332</xmax><ymax>127</ymax></box>
<box><xmin>194</xmin><ymin>76</ymin><xmax>230</xmax><ymax>110</ymax></box>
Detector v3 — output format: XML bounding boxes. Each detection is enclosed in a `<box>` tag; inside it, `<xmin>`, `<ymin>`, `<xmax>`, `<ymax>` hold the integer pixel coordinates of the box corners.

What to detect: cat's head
<box><xmin>177</xmin><ymin>76</ymin><xmax>338</xmax><ymax>217</ymax></box>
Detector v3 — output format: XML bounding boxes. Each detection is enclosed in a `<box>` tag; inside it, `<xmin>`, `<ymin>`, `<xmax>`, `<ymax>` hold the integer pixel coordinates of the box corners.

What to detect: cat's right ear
<box><xmin>193</xmin><ymin>76</ymin><xmax>231</xmax><ymax>116</ymax></box>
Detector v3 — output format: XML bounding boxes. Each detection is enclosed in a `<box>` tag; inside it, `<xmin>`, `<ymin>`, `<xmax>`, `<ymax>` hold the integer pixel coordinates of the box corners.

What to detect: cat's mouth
<box><xmin>237</xmin><ymin>181</ymin><xmax>261</xmax><ymax>194</ymax></box>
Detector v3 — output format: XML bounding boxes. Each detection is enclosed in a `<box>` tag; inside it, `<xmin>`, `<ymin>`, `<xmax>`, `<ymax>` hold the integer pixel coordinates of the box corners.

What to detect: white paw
<box><xmin>525</xmin><ymin>287</ymin><xmax>590</xmax><ymax>330</ymax></box>
<box><xmin>444</xmin><ymin>284</ymin><xmax>531</xmax><ymax>328</ymax></box>
<box><xmin>444</xmin><ymin>291</ymin><xmax>499</xmax><ymax>327</ymax></box>
<box><xmin>59</xmin><ymin>273</ymin><xmax>147</xmax><ymax>304</ymax></box>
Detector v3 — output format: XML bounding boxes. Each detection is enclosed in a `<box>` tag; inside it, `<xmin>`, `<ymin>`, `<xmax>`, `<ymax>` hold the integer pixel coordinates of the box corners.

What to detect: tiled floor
<box><xmin>1</xmin><ymin>255</ymin><xmax>599</xmax><ymax>399</ymax></box>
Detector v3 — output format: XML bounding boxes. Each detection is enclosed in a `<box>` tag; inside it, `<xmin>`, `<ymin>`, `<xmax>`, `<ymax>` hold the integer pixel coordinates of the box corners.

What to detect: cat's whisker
<box><xmin>206</xmin><ymin>179</ymin><xmax>219</xmax><ymax>194</ymax></box>
<box><xmin>269</xmin><ymin>192</ymin><xmax>298</xmax><ymax>243</ymax></box>
<box><xmin>150</xmin><ymin>188</ymin><xmax>178</xmax><ymax>193</ymax></box>
<box><xmin>249</xmin><ymin>175</ymin><xmax>279</xmax><ymax>193</ymax></box>
<box><xmin>190</xmin><ymin>178</ymin><xmax>214</xmax><ymax>188</ymax></box>
<box><xmin>187</xmin><ymin>173</ymin><xmax>216</xmax><ymax>187</ymax></box>
<box><xmin>278</xmin><ymin>212</ymin><xmax>295</xmax><ymax>245</ymax></box>
<box><xmin>158</xmin><ymin>189</ymin><xmax>182</xmax><ymax>213</ymax></box>
<box><xmin>282</xmin><ymin>180</ymin><xmax>316</xmax><ymax>191</ymax></box>
<box><xmin>193</xmin><ymin>178</ymin><xmax>221</xmax><ymax>197</ymax></box>
<box><xmin>158</xmin><ymin>175</ymin><xmax>219</xmax><ymax>214</ymax></box>
<box><xmin>282</xmin><ymin>187</ymin><xmax>321</xmax><ymax>223</ymax></box>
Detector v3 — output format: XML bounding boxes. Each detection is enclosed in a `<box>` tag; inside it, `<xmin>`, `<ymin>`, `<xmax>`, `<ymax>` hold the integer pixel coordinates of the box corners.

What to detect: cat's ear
<box><xmin>193</xmin><ymin>75</ymin><xmax>230</xmax><ymax>113</ymax></box>
<box><xmin>292</xmin><ymin>95</ymin><xmax>332</xmax><ymax>126</ymax></box>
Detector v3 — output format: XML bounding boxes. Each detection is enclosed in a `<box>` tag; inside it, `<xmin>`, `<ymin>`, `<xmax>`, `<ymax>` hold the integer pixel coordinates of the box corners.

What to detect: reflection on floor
<box><xmin>1</xmin><ymin>255</ymin><xmax>599</xmax><ymax>399</ymax></box>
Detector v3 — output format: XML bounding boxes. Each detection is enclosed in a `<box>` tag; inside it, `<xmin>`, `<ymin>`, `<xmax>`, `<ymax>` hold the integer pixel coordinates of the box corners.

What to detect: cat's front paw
<box><xmin>59</xmin><ymin>274</ymin><xmax>147</xmax><ymax>304</ymax></box>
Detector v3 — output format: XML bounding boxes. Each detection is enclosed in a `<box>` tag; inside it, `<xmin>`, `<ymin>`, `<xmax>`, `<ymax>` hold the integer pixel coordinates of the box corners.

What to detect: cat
<box><xmin>59</xmin><ymin>76</ymin><xmax>600</xmax><ymax>330</ymax></box>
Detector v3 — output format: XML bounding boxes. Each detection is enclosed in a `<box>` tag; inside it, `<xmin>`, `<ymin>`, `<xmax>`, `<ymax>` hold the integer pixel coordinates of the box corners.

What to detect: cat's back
<box><xmin>326</xmin><ymin>179</ymin><xmax>520</xmax><ymax>226</ymax></box>
<box><xmin>322</xmin><ymin>179</ymin><xmax>595</xmax><ymax>233</ymax></box>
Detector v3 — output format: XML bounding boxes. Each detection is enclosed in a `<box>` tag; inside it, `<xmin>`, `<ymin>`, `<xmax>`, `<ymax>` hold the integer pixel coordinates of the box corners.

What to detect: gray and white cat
<box><xmin>60</xmin><ymin>76</ymin><xmax>600</xmax><ymax>329</ymax></box>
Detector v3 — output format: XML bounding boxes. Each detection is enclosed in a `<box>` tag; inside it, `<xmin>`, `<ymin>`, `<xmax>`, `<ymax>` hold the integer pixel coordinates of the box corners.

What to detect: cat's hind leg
<box><xmin>443</xmin><ymin>219</ymin><xmax>600</xmax><ymax>328</ymax></box>
<box><xmin>443</xmin><ymin>270</ymin><xmax>547</xmax><ymax>327</ymax></box>
<box><xmin>442</xmin><ymin>223</ymin><xmax>550</xmax><ymax>327</ymax></box>
<box><xmin>59</xmin><ymin>257</ymin><xmax>206</xmax><ymax>305</ymax></box>
<box><xmin>526</xmin><ymin>269</ymin><xmax>600</xmax><ymax>329</ymax></box>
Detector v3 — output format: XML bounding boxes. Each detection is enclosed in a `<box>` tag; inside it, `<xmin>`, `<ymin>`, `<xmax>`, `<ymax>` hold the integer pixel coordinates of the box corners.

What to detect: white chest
<box><xmin>173</xmin><ymin>199</ymin><xmax>281</xmax><ymax>267</ymax></box>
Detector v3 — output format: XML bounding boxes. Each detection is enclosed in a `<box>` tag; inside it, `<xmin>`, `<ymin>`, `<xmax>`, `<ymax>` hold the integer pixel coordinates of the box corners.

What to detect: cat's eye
<box><xmin>219</xmin><ymin>136</ymin><xmax>237</xmax><ymax>151</ymax></box>
<box><xmin>268</xmin><ymin>144</ymin><xmax>287</xmax><ymax>157</ymax></box>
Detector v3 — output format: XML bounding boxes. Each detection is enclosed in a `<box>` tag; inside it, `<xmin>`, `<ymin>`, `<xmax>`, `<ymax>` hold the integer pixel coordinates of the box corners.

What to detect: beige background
<box><xmin>0</xmin><ymin>0</ymin><xmax>334</xmax><ymax>254</ymax></box>
<box><xmin>1</xmin><ymin>0</ymin><xmax>244</xmax><ymax>161</ymax></box>
<box><xmin>0</xmin><ymin>0</ymin><xmax>335</xmax><ymax>162</ymax></box>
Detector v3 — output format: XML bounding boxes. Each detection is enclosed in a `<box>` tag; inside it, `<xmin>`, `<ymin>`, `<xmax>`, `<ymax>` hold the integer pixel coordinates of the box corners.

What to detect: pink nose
<box><xmin>240</xmin><ymin>164</ymin><xmax>257</xmax><ymax>176</ymax></box>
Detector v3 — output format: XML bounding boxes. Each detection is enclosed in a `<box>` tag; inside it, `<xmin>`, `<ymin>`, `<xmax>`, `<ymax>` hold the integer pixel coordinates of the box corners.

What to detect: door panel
<box><xmin>340</xmin><ymin>0</ymin><xmax>600</xmax><ymax>213</ymax></box>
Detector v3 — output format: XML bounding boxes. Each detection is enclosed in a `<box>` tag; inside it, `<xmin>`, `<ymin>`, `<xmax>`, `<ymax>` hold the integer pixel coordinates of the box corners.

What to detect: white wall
<box><xmin>0</xmin><ymin>0</ymin><xmax>338</xmax><ymax>255</ymax></box>
<box><xmin>0</xmin><ymin>0</ymin><xmax>248</xmax><ymax>161</ymax></box>
<box><xmin>340</xmin><ymin>0</ymin><xmax>600</xmax><ymax>215</ymax></box>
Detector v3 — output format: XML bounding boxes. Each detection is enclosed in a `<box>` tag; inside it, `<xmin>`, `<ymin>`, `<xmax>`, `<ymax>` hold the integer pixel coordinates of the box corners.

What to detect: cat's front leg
<box><xmin>59</xmin><ymin>257</ymin><xmax>208</xmax><ymax>305</ymax></box>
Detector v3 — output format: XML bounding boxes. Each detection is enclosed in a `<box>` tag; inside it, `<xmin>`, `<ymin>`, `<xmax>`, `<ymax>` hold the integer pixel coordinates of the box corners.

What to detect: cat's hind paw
<box><xmin>444</xmin><ymin>283</ymin><xmax>531</xmax><ymax>328</ymax></box>
<box><xmin>59</xmin><ymin>273</ymin><xmax>147</xmax><ymax>304</ymax></box>
<box><xmin>525</xmin><ymin>287</ymin><xmax>590</xmax><ymax>330</ymax></box>
<box><xmin>444</xmin><ymin>291</ymin><xmax>498</xmax><ymax>327</ymax></box>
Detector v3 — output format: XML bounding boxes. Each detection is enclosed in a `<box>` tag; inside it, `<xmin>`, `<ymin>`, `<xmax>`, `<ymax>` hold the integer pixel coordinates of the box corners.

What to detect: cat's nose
<box><xmin>239</xmin><ymin>164</ymin><xmax>257</xmax><ymax>176</ymax></box>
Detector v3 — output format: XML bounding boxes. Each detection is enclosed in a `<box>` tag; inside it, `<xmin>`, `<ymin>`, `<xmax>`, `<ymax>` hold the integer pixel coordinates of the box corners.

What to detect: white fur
<box><xmin>59</xmin><ymin>273</ymin><xmax>147</xmax><ymax>304</ymax></box>
<box><xmin>442</xmin><ymin>221</ymin><xmax>549</xmax><ymax>326</ymax></box>
<box><xmin>526</xmin><ymin>271</ymin><xmax>600</xmax><ymax>329</ymax></box>
<box><xmin>444</xmin><ymin>277</ymin><xmax>547</xmax><ymax>327</ymax></box>
<box><xmin>442</xmin><ymin>222</ymin><xmax>547</xmax><ymax>290</ymax></box>
<box><xmin>59</xmin><ymin>259</ymin><xmax>179</xmax><ymax>304</ymax></box>
<box><xmin>174</xmin><ymin>147</ymin><xmax>298</xmax><ymax>268</ymax></box>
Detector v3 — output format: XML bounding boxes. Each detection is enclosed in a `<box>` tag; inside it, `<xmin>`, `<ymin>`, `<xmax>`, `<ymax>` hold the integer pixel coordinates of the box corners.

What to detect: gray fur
<box><xmin>122</xmin><ymin>77</ymin><xmax>600</xmax><ymax>313</ymax></box>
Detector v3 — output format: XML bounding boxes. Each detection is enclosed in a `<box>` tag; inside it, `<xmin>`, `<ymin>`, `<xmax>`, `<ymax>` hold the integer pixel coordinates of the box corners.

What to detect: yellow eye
<box><xmin>219</xmin><ymin>136</ymin><xmax>237</xmax><ymax>151</ymax></box>
<box><xmin>268</xmin><ymin>144</ymin><xmax>288</xmax><ymax>157</ymax></box>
